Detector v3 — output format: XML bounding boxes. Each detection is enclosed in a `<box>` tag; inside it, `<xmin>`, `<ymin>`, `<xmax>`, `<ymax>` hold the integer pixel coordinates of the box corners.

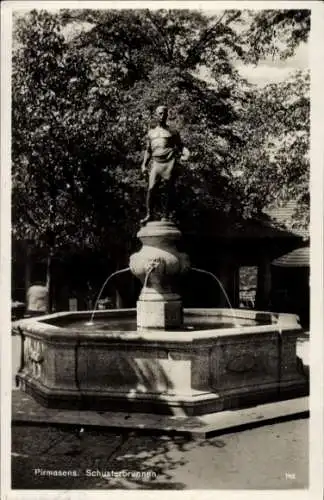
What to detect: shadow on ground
<box><xmin>12</xmin><ymin>418</ymin><xmax>308</xmax><ymax>490</ymax></box>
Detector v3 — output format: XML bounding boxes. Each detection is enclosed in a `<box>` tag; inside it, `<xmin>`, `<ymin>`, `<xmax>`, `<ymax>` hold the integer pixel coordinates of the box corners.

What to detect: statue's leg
<box><xmin>163</xmin><ymin>171</ymin><xmax>177</xmax><ymax>220</ymax></box>
<box><xmin>141</xmin><ymin>168</ymin><xmax>159</xmax><ymax>224</ymax></box>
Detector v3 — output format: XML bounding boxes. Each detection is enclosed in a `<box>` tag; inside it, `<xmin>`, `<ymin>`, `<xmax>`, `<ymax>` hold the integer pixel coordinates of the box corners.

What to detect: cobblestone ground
<box><xmin>11</xmin><ymin>418</ymin><xmax>308</xmax><ymax>490</ymax></box>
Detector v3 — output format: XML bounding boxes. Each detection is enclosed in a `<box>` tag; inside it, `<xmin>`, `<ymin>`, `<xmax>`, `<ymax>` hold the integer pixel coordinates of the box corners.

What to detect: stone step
<box><xmin>12</xmin><ymin>391</ymin><xmax>309</xmax><ymax>439</ymax></box>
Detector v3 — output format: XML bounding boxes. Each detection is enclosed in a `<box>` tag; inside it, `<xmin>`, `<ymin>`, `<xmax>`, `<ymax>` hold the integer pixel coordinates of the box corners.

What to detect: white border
<box><xmin>1</xmin><ymin>1</ymin><xmax>13</xmax><ymax>498</ymax></box>
<box><xmin>309</xmin><ymin>1</ymin><xmax>324</xmax><ymax>496</ymax></box>
<box><xmin>1</xmin><ymin>1</ymin><xmax>323</xmax><ymax>499</ymax></box>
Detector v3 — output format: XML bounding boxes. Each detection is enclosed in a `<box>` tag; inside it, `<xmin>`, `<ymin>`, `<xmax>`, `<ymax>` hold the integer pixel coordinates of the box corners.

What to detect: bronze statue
<box><xmin>141</xmin><ymin>105</ymin><xmax>189</xmax><ymax>224</ymax></box>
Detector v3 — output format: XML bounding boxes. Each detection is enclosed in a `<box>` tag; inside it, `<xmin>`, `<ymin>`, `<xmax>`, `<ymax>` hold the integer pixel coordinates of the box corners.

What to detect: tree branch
<box><xmin>184</xmin><ymin>11</ymin><xmax>243</xmax><ymax>68</ymax></box>
<box><xmin>145</xmin><ymin>9</ymin><xmax>173</xmax><ymax>62</ymax></box>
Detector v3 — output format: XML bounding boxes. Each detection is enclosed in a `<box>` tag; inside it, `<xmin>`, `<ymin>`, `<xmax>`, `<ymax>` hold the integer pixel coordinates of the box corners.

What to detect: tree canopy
<box><xmin>231</xmin><ymin>69</ymin><xmax>309</xmax><ymax>233</ymax></box>
<box><xmin>243</xmin><ymin>9</ymin><xmax>310</xmax><ymax>63</ymax></box>
<box><xmin>12</xmin><ymin>8</ymin><xmax>310</xmax><ymax>264</ymax></box>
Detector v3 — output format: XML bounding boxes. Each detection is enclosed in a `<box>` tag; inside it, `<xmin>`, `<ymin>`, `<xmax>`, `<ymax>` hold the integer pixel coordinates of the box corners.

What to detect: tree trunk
<box><xmin>47</xmin><ymin>190</ymin><xmax>56</xmax><ymax>313</ymax></box>
<box><xmin>24</xmin><ymin>241</ymin><xmax>32</xmax><ymax>302</ymax></box>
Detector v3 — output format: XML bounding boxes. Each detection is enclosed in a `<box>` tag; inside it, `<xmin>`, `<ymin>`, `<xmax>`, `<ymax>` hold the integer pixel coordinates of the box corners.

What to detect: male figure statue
<box><xmin>141</xmin><ymin>105</ymin><xmax>189</xmax><ymax>224</ymax></box>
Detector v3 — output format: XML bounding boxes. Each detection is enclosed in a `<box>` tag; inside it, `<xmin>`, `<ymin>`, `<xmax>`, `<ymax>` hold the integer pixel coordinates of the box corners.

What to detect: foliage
<box><xmin>12</xmin><ymin>10</ymin><xmax>140</xmax><ymax>258</ymax></box>
<box><xmin>12</xmin><ymin>11</ymin><xmax>95</xmax><ymax>250</ymax></box>
<box><xmin>243</xmin><ymin>9</ymin><xmax>310</xmax><ymax>63</ymax></box>
<box><xmin>12</xmin><ymin>8</ymin><xmax>253</xmax><ymax>253</ymax></box>
<box><xmin>12</xmin><ymin>7</ymin><xmax>310</xmax><ymax>267</ymax></box>
<box><xmin>231</xmin><ymin>70</ymin><xmax>310</xmax><ymax>233</ymax></box>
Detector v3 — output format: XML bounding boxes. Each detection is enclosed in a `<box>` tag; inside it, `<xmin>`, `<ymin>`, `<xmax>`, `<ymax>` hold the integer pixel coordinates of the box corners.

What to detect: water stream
<box><xmin>143</xmin><ymin>264</ymin><xmax>156</xmax><ymax>289</ymax></box>
<box><xmin>191</xmin><ymin>267</ymin><xmax>239</xmax><ymax>326</ymax></box>
<box><xmin>85</xmin><ymin>267</ymin><xmax>131</xmax><ymax>325</ymax></box>
<box><xmin>86</xmin><ymin>265</ymin><xmax>239</xmax><ymax>328</ymax></box>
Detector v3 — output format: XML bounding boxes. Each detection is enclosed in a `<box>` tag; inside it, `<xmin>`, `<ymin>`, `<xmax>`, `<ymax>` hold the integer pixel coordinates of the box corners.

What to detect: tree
<box><xmin>12</xmin><ymin>10</ymin><xmax>111</xmax><ymax>309</ymax></box>
<box><xmin>13</xmin><ymin>9</ymin><xmax>253</xmax><ymax>240</ymax></box>
<box><xmin>12</xmin><ymin>8</ymin><xmax>310</xmax><ymax>309</ymax></box>
<box><xmin>232</xmin><ymin>9</ymin><xmax>310</xmax><ymax>234</ymax></box>
<box><xmin>64</xmin><ymin>9</ymin><xmax>252</xmax><ymax>228</ymax></box>
<box><xmin>231</xmin><ymin>69</ymin><xmax>310</xmax><ymax>233</ymax></box>
<box><xmin>243</xmin><ymin>9</ymin><xmax>310</xmax><ymax>63</ymax></box>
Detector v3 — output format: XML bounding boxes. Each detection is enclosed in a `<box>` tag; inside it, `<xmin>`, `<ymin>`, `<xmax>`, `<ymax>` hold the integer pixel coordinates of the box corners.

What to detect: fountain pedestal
<box><xmin>129</xmin><ymin>221</ymin><xmax>190</xmax><ymax>329</ymax></box>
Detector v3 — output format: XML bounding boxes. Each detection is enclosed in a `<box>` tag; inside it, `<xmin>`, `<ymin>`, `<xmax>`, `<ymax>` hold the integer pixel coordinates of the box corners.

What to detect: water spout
<box><xmin>143</xmin><ymin>261</ymin><xmax>160</xmax><ymax>289</ymax></box>
<box><xmin>86</xmin><ymin>267</ymin><xmax>131</xmax><ymax>325</ymax></box>
<box><xmin>191</xmin><ymin>267</ymin><xmax>240</xmax><ymax>327</ymax></box>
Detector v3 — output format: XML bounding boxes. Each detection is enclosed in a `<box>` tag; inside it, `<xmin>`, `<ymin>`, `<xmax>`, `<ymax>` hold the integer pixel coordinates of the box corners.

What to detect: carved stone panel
<box><xmin>211</xmin><ymin>334</ymin><xmax>280</xmax><ymax>392</ymax></box>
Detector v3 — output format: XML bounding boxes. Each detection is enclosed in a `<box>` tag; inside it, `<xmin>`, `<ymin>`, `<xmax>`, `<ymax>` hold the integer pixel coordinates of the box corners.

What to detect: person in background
<box><xmin>26</xmin><ymin>282</ymin><xmax>48</xmax><ymax>317</ymax></box>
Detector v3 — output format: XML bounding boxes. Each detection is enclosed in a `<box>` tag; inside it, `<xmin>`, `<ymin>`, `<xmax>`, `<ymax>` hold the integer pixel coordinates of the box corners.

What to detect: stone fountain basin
<box><xmin>13</xmin><ymin>308</ymin><xmax>309</xmax><ymax>416</ymax></box>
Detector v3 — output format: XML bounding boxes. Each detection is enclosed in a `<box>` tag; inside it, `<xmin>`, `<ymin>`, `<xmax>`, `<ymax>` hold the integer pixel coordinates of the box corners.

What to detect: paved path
<box><xmin>12</xmin><ymin>418</ymin><xmax>308</xmax><ymax>490</ymax></box>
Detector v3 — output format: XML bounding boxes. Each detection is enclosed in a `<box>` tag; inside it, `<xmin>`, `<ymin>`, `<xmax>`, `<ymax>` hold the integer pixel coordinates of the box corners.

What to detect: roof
<box><xmin>182</xmin><ymin>209</ymin><xmax>303</xmax><ymax>240</ymax></box>
<box><xmin>264</xmin><ymin>200</ymin><xmax>309</xmax><ymax>240</ymax></box>
<box><xmin>218</xmin><ymin>217</ymin><xmax>300</xmax><ymax>240</ymax></box>
<box><xmin>272</xmin><ymin>246</ymin><xmax>309</xmax><ymax>267</ymax></box>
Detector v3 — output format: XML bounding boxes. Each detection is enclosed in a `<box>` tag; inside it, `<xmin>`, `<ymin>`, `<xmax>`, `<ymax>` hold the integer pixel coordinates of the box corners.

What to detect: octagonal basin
<box><xmin>13</xmin><ymin>308</ymin><xmax>308</xmax><ymax>416</ymax></box>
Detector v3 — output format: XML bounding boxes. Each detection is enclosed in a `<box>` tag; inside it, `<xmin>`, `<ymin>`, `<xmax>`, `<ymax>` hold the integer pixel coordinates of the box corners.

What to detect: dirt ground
<box><xmin>11</xmin><ymin>417</ymin><xmax>308</xmax><ymax>490</ymax></box>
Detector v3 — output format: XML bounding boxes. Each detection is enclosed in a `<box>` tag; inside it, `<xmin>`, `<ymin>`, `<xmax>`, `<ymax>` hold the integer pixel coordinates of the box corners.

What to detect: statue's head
<box><xmin>155</xmin><ymin>105</ymin><xmax>168</xmax><ymax>124</ymax></box>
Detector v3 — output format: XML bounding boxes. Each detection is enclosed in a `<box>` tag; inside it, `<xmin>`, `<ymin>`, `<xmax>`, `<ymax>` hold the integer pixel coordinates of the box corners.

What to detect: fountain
<box><xmin>13</xmin><ymin>218</ymin><xmax>308</xmax><ymax>417</ymax></box>
<box><xmin>13</xmin><ymin>105</ymin><xmax>308</xmax><ymax>424</ymax></box>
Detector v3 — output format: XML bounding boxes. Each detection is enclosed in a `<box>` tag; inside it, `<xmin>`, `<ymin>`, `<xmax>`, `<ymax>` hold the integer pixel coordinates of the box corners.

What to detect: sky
<box><xmin>237</xmin><ymin>42</ymin><xmax>308</xmax><ymax>87</ymax></box>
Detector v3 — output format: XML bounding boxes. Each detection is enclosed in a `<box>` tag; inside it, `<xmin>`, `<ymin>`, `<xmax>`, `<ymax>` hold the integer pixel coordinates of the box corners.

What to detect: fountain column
<box><xmin>129</xmin><ymin>221</ymin><xmax>190</xmax><ymax>329</ymax></box>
